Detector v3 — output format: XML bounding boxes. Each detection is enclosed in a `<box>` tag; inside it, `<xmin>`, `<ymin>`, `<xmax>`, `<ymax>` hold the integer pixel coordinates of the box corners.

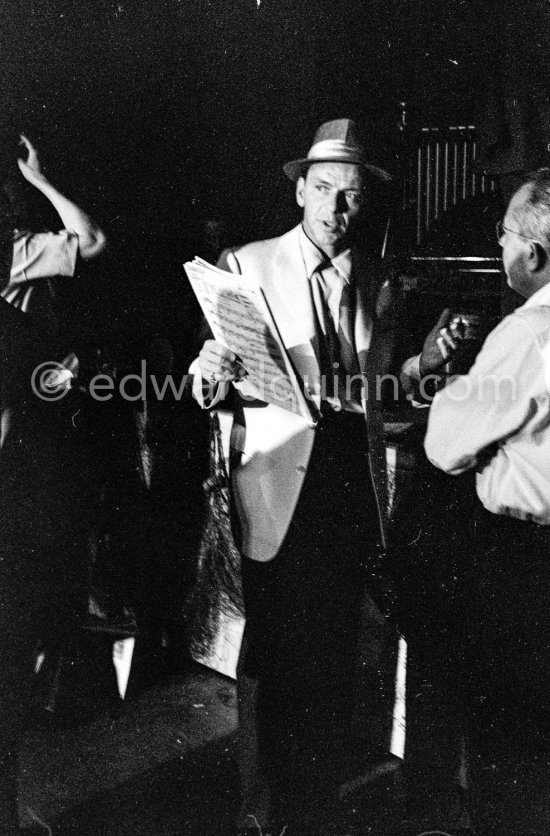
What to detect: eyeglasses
<box><xmin>495</xmin><ymin>220</ymin><xmax>532</xmax><ymax>243</ymax></box>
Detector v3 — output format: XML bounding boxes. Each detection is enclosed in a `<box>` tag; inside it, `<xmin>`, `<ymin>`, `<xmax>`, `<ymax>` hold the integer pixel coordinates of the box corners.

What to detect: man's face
<box><xmin>296</xmin><ymin>162</ymin><xmax>365</xmax><ymax>257</ymax></box>
<box><xmin>499</xmin><ymin>185</ymin><xmax>533</xmax><ymax>297</ymax></box>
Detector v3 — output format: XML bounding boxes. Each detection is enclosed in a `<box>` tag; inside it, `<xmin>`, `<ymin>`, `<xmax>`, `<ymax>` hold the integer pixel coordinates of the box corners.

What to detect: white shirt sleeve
<box><xmin>424</xmin><ymin>314</ymin><xmax>543</xmax><ymax>474</ymax></box>
<box><xmin>10</xmin><ymin>230</ymin><xmax>79</xmax><ymax>284</ymax></box>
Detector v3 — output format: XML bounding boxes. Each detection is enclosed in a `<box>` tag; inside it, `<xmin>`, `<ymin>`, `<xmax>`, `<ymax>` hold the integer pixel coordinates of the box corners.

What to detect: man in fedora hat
<box><xmin>192</xmin><ymin>118</ymin><xmax>399</xmax><ymax>835</ymax></box>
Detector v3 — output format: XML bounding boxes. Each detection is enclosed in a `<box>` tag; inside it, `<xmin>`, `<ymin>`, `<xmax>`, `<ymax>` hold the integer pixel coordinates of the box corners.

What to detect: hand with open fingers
<box><xmin>419</xmin><ymin>308</ymin><xmax>465</xmax><ymax>376</ymax></box>
<box><xmin>17</xmin><ymin>134</ymin><xmax>45</xmax><ymax>181</ymax></box>
<box><xmin>198</xmin><ymin>339</ymin><xmax>247</xmax><ymax>385</ymax></box>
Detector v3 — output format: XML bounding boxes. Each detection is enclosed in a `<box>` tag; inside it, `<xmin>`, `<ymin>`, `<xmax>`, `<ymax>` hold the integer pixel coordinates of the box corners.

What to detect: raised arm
<box><xmin>17</xmin><ymin>134</ymin><xmax>107</xmax><ymax>260</ymax></box>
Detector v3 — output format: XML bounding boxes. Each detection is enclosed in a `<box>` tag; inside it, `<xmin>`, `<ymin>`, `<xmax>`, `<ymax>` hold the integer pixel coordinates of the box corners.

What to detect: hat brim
<box><xmin>283</xmin><ymin>157</ymin><xmax>392</xmax><ymax>183</ymax></box>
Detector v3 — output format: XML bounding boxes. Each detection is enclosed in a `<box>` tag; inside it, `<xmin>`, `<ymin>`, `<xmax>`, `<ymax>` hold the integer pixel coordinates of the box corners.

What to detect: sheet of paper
<box><xmin>185</xmin><ymin>257</ymin><xmax>313</xmax><ymax>421</ymax></box>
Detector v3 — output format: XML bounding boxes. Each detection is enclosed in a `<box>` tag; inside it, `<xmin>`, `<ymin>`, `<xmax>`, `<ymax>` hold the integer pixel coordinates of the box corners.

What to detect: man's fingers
<box><xmin>199</xmin><ymin>342</ymin><xmax>243</xmax><ymax>382</ymax></box>
<box><xmin>200</xmin><ymin>364</ymin><xmax>239</xmax><ymax>383</ymax></box>
<box><xmin>201</xmin><ymin>340</ymin><xmax>235</xmax><ymax>361</ymax></box>
<box><xmin>208</xmin><ymin>350</ymin><xmax>237</xmax><ymax>368</ymax></box>
<box><xmin>436</xmin><ymin>335</ymin><xmax>450</xmax><ymax>360</ymax></box>
<box><xmin>439</xmin><ymin>327</ymin><xmax>458</xmax><ymax>351</ymax></box>
<box><xmin>436</xmin><ymin>325</ymin><xmax>463</xmax><ymax>361</ymax></box>
<box><xmin>200</xmin><ymin>349</ymin><xmax>237</xmax><ymax>373</ymax></box>
<box><xmin>434</xmin><ymin>307</ymin><xmax>452</xmax><ymax>331</ymax></box>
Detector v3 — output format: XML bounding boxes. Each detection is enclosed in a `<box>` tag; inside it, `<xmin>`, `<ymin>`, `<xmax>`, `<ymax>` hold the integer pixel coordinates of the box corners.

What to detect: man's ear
<box><xmin>296</xmin><ymin>176</ymin><xmax>306</xmax><ymax>208</ymax></box>
<box><xmin>528</xmin><ymin>240</ymin><xmax>548</xmax><ymax>272</ymax></box>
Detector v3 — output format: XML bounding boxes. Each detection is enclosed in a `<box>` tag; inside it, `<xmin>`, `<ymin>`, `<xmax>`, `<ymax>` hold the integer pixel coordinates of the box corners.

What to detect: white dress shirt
<box><xmin>298</xmin><ymin>227</ymin><xmax>363</xmax><ymax>412</ymax></box>
<box><xmin>298</xmin><ymin>225</ymin><xmax>352</xmax><ymax>332</ymax></box>
<box><xmin>425</xmin><ymin>281</ymin><xmax>550</xmax><ymax>524</ymax></box>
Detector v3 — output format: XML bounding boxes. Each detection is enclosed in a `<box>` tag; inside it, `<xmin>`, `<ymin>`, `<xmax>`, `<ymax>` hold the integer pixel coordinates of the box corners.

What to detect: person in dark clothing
<box><xmin>0</xmin><ymin>134</ymin><xmax>106</xmax><ymax>834</ymax></box>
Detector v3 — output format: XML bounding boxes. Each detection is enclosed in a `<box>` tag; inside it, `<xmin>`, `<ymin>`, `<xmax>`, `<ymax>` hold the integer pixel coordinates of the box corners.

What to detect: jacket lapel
<box><xmin>260</xmin><ymin>226</ymin><xmax>321</xmax><ymax>401</ymax></box>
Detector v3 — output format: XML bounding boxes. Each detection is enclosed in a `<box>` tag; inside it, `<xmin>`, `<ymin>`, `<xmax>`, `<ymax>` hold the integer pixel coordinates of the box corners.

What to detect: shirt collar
<box><xmin>522</xmin><ymin>281</ymin><xmax>550</xmax><ymax>310</ymax></box>
<box><xmin>299</xmin><ymin>225</ymin><xmax>352</xmax><ymax>284</ymax></box>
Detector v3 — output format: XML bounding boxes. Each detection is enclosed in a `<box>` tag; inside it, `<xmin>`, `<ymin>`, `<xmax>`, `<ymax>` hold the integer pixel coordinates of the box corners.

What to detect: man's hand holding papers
<box><xmin>185</xmin><ymin>257</ymin><xmax>313</xmax><ymax>421</ymax></box>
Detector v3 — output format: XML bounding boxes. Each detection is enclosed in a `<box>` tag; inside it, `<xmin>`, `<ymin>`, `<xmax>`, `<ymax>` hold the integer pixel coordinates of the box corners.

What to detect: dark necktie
<box><xmin>311</xmin><ymin>262</ymin><xmax>358</xmax><ymax>407</ymax></box>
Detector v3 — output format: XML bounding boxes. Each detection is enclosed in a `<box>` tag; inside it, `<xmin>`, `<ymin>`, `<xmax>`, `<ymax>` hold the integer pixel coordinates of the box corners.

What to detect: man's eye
<box><xmin>315</xmin><ymin>184</ymin><xmax>329</xmax><ymax>193</ymax></box>
<box><xmin>346</xmin><ymin>191</ymin><xmax>361</xmax><ymax>204</ymax></box>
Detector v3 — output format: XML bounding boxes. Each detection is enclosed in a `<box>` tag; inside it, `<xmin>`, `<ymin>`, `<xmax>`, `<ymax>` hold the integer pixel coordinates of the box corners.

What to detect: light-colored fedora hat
<box><xmin>283</xmin><ymin>118</ymin><xmax>392</xmax><ymax>183</ymax></box>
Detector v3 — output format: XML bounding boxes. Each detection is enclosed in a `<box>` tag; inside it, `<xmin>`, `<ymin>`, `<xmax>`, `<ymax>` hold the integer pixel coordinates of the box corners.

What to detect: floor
<box><xmin>20</xmin><ymin>653</ymin><xmax>241</xmax><ymax>835</ymax></box>
<box><xmin>16</xmin><ymin>640</ymin><xmax>550</xmax><ymax>836</ymax></box>
<box><xmin>18</xmin><ymin>656</ymin><xmax>405</xmax><ymax>835</ymax></box>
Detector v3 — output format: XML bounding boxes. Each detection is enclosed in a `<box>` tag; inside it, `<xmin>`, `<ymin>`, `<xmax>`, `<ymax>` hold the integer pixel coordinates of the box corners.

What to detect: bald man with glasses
<box><xmin>424</xmin><ymin>167</ymin><xmax>550</xmax><ymax>832</ymax></box>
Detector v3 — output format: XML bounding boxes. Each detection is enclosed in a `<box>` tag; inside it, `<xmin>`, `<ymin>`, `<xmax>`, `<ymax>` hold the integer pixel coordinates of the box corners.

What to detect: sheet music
<box><xmin>184</xmin><ymin>257</ymin><xmax>313</xmax><ymax>421</ymax></box>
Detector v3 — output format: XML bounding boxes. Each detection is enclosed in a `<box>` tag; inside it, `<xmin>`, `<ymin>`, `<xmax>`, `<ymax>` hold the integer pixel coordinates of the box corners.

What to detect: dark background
<box><xmin>3</xmin><ymin>9</ymin><xmax>550</xmax><ymax>817</ymax></box>
<box><xmin>2</xmin><ymin>0</ymin><xmax>550</xmax><ymax>352</ymax></box>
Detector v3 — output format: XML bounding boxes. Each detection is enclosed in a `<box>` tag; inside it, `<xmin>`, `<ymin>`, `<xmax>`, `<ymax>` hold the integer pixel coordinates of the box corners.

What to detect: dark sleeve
<box><xmin>0</xmin><ymin>297</ymin><xmax>49</xmax><ymax>413</ymax></box>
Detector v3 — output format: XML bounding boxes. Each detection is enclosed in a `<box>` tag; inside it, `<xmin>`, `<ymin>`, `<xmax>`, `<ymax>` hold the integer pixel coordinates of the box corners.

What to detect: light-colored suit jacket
<box><xmin>192</xmin><ymin>224</ymin><xmax>397</xmax><ymax>561</ymax></box>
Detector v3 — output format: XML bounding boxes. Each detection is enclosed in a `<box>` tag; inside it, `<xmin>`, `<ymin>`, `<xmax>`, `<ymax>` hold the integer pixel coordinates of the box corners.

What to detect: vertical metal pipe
<box><xmin>472</xmin><ymin>138</ymin><xmax>477</xmax><ymax>197</ymax></box>
<box><xmin>444</xmin><ymin>141</ymin><xmax>449</xmax><ymax>212</ymax></box>
<box><xmin>417</xmin><ymin>145</ymin><xmax>422</xmax><ymax>245</ymax></box>
<box><xmin>426</xmin><ymin>140</ymin><xmax>431</xmax><ymax>233</ymax></box>
<box><xmin>453</xmin><ymin>140</ymin><xmax>458</xmax><ymax>205</ymax></box>
<box><xmin>462</xmin><ymin>137</ymin><xmax>467</xmax><ymax>201</ymax></box>
<box><xmin>435</xmin><ymin>140</ymin><xmax>440</xmax><ymax>220</ymax></box>
<box><xmin>407</xmin><ymin>125</ymin><xmax>486</xmax><ymax>245</ymax></box>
